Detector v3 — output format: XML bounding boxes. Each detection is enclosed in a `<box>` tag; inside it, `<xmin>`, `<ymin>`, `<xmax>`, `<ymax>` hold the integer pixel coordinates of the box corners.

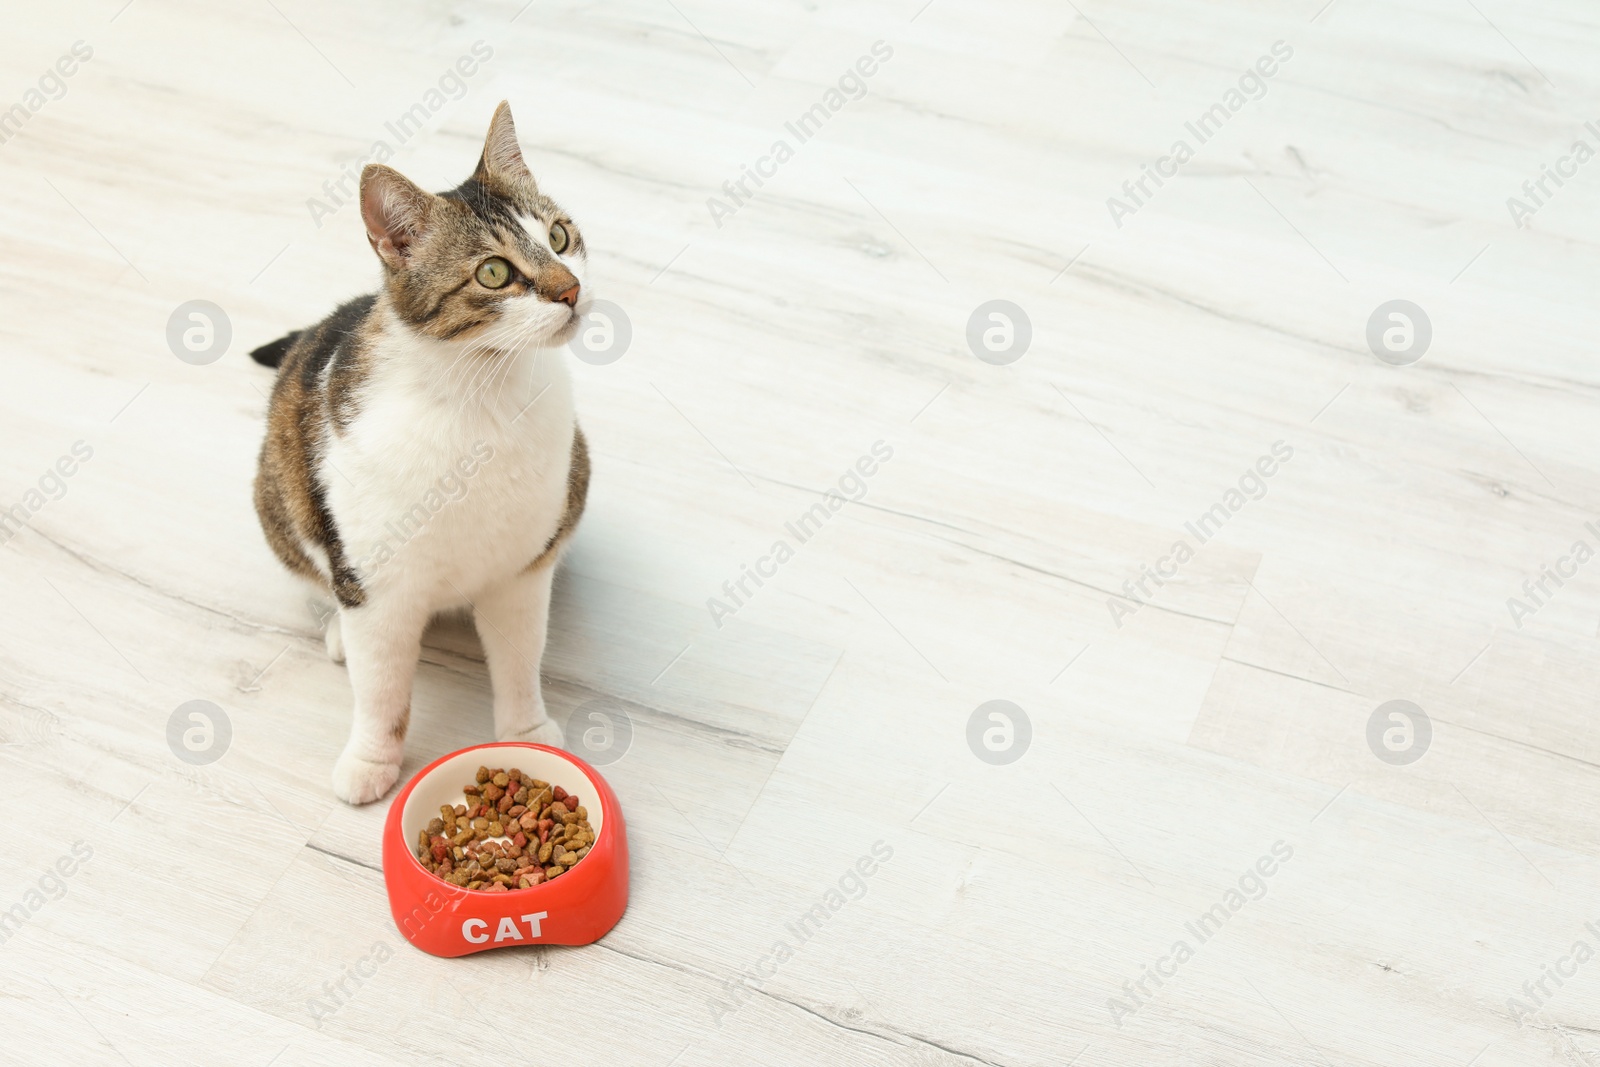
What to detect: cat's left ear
<box><xmin>475</xmin><ymin>100</ymin><xmax>532</xmax><ymax>183</ymax></box>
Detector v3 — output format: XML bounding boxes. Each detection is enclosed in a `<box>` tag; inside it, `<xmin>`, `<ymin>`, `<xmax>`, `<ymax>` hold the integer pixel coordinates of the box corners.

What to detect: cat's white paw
<box><xmin>332</xmin><ymin>749</ymin><xmax>401</xmax><ymax>805</ymax></box>
<box><xmin>499</xmin><ymin>718</ymin><xmax>565</xmax><ymax>749</ymax></box>
<box><xmin>324</xmin><ymin>613</ymin><xmax>345</xmax><ymax>664</ymax></box>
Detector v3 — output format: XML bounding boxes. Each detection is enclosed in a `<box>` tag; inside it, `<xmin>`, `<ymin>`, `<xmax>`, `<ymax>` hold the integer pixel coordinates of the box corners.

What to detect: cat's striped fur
<box><xmin>250</xmin><ymin>102</ymin><xmax>590</xmax><ymax>804</ymax></box>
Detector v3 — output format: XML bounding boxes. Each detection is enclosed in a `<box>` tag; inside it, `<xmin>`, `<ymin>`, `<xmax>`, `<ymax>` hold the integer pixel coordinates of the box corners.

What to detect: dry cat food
<box><xmin>414</xmin><ymin>765</ymin><xmax>595</xmax><ymax>893</ymax></box>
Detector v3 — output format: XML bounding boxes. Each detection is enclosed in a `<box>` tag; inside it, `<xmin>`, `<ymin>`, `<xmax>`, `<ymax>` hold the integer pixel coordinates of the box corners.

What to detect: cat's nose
<box><xmin>556</xmin><ymin>285</ymin><xmax>580</xmax><ymax>307</ymax></box>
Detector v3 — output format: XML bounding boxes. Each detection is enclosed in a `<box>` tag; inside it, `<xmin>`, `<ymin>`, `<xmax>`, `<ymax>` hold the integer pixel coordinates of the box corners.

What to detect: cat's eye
<box><xmin>549</xmin><ymin>222</ymin><xmax>570</xmax><ymax>254</ymax></box>
<box><xmin>475</xmin><ymin>257</ymin><xmax>511</xmax><ymax>289</ymax></box>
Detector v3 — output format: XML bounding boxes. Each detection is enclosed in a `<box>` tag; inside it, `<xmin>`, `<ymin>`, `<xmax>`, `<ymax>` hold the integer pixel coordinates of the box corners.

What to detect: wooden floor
<box><xmin>4</xmin><ymin>0</ymin><xmax>1600</xmax><ymax>1063</ymax></box>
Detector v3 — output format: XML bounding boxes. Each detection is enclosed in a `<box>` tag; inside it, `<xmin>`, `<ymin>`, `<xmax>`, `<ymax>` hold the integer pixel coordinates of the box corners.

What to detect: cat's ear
<box><xmin>360</xmin><ymin>164</ymin><xmax>435</xmax><ymax>269</ymax></box>
<box><xmin>475</xmin><ymin>101</ymin><xmax>532</xmax><ymax>183</ymax></box>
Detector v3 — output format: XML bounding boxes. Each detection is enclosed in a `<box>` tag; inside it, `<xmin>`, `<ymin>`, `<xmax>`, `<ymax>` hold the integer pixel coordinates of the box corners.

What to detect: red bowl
<box><xmin>382</xmin><ymin>742</ymin><xmax>629</xmax><ymax>957</ymax></box>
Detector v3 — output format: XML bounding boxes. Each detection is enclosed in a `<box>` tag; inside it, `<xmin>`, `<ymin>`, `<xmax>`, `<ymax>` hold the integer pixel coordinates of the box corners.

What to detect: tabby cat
<box><xmin>250</xmin><ymin>102</ymin><xmax>589</xmax><ymax>804</ymax></box>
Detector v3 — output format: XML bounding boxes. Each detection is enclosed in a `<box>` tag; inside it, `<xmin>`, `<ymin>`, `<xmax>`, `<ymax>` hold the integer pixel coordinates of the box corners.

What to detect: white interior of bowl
<box><xmin>399</xmin><ymin>746</ymin><xmax>606</xmax><ymax>872</ymax></box>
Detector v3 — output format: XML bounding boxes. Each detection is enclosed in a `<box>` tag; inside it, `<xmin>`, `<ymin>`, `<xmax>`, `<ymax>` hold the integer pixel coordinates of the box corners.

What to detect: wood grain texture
<box><xmin>3</xmin><ymin>0</ymin><xmax>1600</xmax><ymax>1063</ymax></box>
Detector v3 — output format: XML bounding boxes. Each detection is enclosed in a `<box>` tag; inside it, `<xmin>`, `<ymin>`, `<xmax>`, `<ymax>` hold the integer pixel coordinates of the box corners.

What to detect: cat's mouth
<box><xmin>477</xmin><ymin>300</ymin><xmax>582</xmax><ymax>351</ymax></box>
<box><xmin>451</xmin><ymin>303</ymin><xmax>578</xmax><ymax>357</ymax></box>
<box><xmin>545</xmin><ymin>303</ymin><xmax>582</xmax><ymax>346</ymax></box>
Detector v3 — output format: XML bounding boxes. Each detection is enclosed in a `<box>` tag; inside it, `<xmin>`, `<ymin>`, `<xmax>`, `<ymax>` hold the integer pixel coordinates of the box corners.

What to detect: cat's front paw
<box><xmin>499</xmin><ymin>718</ymin><xmax>565</xmax><ymax>749</ymax></box>
<box><xmin>332</xmin><ymin>749</ymin><xmax>401</xmax><ymax>805</ymax></box>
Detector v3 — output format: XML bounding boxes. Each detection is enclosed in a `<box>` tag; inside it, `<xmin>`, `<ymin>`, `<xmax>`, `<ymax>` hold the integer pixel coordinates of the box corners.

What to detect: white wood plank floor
<box><xmin>3</xmin><ymin>0</ymin><xmax>1600</xmax><ymax>1063</ymax></box>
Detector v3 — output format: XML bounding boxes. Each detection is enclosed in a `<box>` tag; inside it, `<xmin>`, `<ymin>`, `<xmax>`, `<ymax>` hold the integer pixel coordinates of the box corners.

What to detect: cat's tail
<box><xmin>249</xmin><ymin>330</ymin><xmax>301</xmax><ymax>369</ymax></box>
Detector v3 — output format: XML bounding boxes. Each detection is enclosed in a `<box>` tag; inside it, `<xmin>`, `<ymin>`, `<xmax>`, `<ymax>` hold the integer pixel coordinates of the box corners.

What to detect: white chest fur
<box><xmin>322</xmin><ymin>344</ymin><xmax>577</xmax><ymax>609</ymax></box>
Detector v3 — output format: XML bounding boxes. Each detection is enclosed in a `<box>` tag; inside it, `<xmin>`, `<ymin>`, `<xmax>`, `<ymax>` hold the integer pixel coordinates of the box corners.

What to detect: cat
<box><xmin>250</xmin><ymin>101</ymin><xmax>589</xmax><ymax>804</ymax></box>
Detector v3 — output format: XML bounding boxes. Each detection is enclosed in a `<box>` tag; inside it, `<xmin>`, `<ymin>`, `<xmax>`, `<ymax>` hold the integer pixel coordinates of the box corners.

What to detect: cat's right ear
<box><xmin>360</xmin><ymin>165</ymin><xmax>434</xmax><ymax>270</ymax></box>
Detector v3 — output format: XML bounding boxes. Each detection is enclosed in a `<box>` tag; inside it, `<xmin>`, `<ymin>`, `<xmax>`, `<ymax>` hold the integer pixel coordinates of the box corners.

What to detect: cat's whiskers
<box><xmin>465</xmin><ymin>351</ymin><xmax>511</xmax><ymax>408</ymax></box>
<box><xmin>482</xmin><ymin>326</ymin><xmax>543</xmax><ymax>410</ymax></box>
<box><xmin>439</xmin><ymin>318</ymin><xmax>524</xmax><ymax>402</ymax></box>
<box><xmin>486</xmin><ymin>327</ymin><xmax>536</xmax><ymax>408</ymax></box>
<box><xmin>435</xmin><ymin>325</ymin><xmax>501</xmax><ymax>398</ymax></box>
<box><xmin>436</xmin><ymin>338</ymin><xmax>484</xmax><ymax>397</ymax></box>
<box><xmin>459</xmin><ymin>318</ymin><xmax>537</xmax><ymax>409</ymax></box>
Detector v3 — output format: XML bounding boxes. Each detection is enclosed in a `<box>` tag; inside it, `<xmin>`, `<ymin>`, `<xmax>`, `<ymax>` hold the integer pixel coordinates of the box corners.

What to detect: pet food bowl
<box><xmin>382</xmin><ymin>742</ymin><xmax>629</xmax><ymax>957</ymax></box>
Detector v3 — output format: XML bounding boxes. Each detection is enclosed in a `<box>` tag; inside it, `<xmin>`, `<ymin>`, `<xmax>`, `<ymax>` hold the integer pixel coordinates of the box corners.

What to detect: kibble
<box><xmin>414</xmin><ymin>764</ymin><xmax>596</xmax><ymax>893</ymax></box>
